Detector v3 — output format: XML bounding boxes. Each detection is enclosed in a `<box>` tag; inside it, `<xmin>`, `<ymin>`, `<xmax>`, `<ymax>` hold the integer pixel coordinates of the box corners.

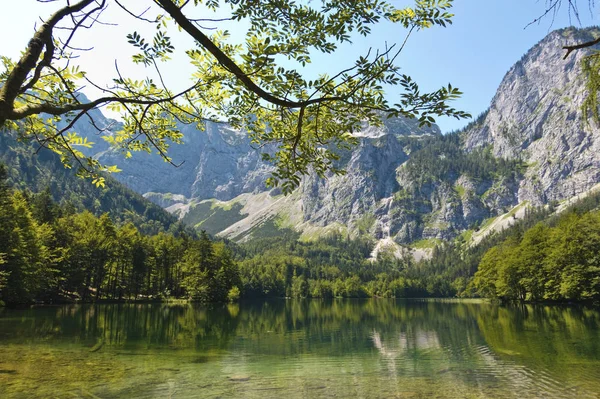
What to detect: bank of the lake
<box><xmin>1</xmin><ymin>299</ymin><xmax>599</xmax><ymax>398</ymax></box>
<box><xmin>4</xmin><ymin>171</ymin><xmax>600</xmax><ymax>308</ymax></box>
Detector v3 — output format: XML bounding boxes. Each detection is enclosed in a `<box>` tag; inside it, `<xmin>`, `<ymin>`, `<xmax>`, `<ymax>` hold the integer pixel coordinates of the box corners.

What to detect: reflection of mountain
<box><xmin>1</xmin><ymin>301</ymin><xmax>599</xmax><ymax>398</ymax></box>
<box><xmin>372</xmin><ymin>330</ymin><xmax>441</xmax><ymax>356</ymax></box>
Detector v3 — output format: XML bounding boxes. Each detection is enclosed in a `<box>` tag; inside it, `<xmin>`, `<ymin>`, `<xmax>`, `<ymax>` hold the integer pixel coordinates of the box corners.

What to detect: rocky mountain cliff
<box><xmin>464</xmin><ymin>27</ymin><xmax>600</xmax><ymax>205</ymax></box>
<box><xmin>89</xmin><ymin>27</ymin><xmax>600</xmax><ymax>255</ymax></box>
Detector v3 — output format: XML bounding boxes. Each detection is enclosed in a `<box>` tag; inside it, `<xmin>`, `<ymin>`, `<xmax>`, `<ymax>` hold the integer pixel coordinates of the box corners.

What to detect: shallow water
<box><xmin>0</xmin><ymin>299</ymin><xmax>599</xmax><ymax>398</ymax></box>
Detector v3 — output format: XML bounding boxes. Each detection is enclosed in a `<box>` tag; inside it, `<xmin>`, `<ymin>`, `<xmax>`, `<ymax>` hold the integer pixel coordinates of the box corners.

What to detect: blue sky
<box><xmin>380</xmin><ymin>0</ymin><xmax>597</xmax><ymax>132</ymax></box>
<box><xmin>0</xmin><ymin>0</ymin><xmax>597</xmax><ymax>133</ymax></box>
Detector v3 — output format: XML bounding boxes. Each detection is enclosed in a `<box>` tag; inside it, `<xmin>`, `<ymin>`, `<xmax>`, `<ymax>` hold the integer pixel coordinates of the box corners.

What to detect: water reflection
<box><xmin>0</xmin><ymin>300</ymin><xmax>599</xmax><ymax>398</ymax></box>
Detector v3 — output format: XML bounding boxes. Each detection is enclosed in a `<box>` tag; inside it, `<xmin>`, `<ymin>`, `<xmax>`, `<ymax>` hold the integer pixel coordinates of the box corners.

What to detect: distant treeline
<box><xmin>236</xmin><ymin>188</ymin><xmax>600</xmax><ymax>302</ymax></box>
<box><xmin>3</xmin><ymin>156</ymin><xmax>600</xmax><ymax>305</ymax></box>
<box><xmin>421</xmin><ymin>188</ymin><xmax>600</xmax><ymax>303</ymax></box>
<box><xmin>403</xmin><ymin>133</ymin><xmax>525</xmax><ymax>185</ymax></box>
<box><xmin>237</xmin><ymin>230</ymin><xmax>466</xmax><ymax>299</ymax></box>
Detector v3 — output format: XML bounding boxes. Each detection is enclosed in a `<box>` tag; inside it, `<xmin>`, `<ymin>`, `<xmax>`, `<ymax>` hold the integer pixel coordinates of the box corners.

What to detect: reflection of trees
<box><xmin>2</xmin><ymin>300</ymin><xmax>600</xmax><ymax>366</ymax></box>
<box><xmin>362</xmin><ymin>302</ymin><xmax>600</xmax><ymax>398</ymax></box>
<box><xmin>0</xmin><ymin>303</ymin><xmax>241</xmax><ymax>350</ymax></box>
<box><xmin>204</xmin><ymin>299</ymin><xmax>492</xmax><ymax>357</ymax></box>
<box><xmin>478</xmin><ymin>304</ymin><xmax>600</xmax><ymax>363</ymax></box>
<box><xmin>0</xmin><ymin>300</ymin><xmax>489</xmax><ymax>354</ymax></box>
<box><xmin>1</xmin><ymin>300</ymin><xmax>600</xmax><ymax>397</ymax></box>
<box><xmin>474</xmin><ymin>304</ymin><xmax>600</xmax><ymax>397</ymax></box>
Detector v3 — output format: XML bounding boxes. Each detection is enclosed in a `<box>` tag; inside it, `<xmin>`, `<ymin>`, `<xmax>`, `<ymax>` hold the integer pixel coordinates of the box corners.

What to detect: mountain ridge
<box><xmin>0</xmin><ymin>127</ymin><xmax>184</xmax><ymax>235</ymax></box>
<box><xmin>39</xmin><ymin>26</ymin><xmax>600</xmax><ymax>255</ymax></box>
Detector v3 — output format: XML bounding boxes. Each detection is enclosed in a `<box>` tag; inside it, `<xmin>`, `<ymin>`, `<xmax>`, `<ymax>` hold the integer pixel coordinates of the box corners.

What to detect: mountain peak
<box><xmin>69</xmin><ymin>27</ymin><xmax>600</xmax><ymax>252</ymax></box>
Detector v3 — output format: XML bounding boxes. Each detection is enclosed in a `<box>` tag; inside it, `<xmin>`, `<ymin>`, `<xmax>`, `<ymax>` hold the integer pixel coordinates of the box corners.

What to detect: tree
<box><xmin>0</xmin><ymin>164</ymin><xmax>11</xmax><ymax>260</ymax></box>
<box><xmin>0</xmin><ymin>0</ymin><xmax>469</xmax><ymax>193</ymax></box>
<box><xmin>516</xmin><ymin>223</ymin><xmax>550</xmax><ymax>301</ymax></box>
<box><xmin>0</xmin><ymin>164</ymin><xmax>12</xmax><ymax>302</ymax></box>
<box><xmin>0</xmin><ymin>258</ymin><xmax>7</xmax><ymax>304</ymax></box>
<box><xmin>1</xmin><ymin>191</ymin><xmax>52</xmax><ymax>303</ymax></box>
<box><xmin>149</xmin><ymin>232</ymin><xmax>182</xmax><ymax>297</ymax></box>
<box><xmin>212</xmin><ymin>242</ymin><xmax>240</xmax><ymax>301</ymax></box>
<box><xmin>31</xmin><ymin>187</ymin><xmax>61</xmax><ymax>224</ymax></box>
<box><xmin>180</xmin><ymin>231</ymin><xmax>215</xmax><ymax>301</ymax></box>
<box><xmin>290</xmin><ymin>271</ymin><xmax>308</xmax><ymax>298</ymax></box>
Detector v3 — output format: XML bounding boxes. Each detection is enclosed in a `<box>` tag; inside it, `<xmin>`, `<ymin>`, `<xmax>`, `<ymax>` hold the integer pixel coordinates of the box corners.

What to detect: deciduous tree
<box><xmin>0</xmin><ymin>0</ymin><xmax>468</xmax><ymax>192</ymax></box>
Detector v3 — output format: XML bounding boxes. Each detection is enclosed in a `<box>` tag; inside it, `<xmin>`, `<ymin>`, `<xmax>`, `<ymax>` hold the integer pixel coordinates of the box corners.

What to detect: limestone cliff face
<box><xmin>98</xmin><ymin>113</ymin><xmax>449</xmax><ymax>242</ymax></box>
<box><xmin>99</xmin><ymin>122</ymin><xmax>272</xmax><ymax>200</ymax></box>
<box><xmin>464</xmin><ymin>27</ymin><xmax>600</xmax><ymax>206</ymax></box>
<box><xmin>92</xmin><ymin>27</ymin><xmax>600</xmax><ymax>248</ymax></box>
<box><xmin>299</xmin><ymin>133</ymin><xmax>411</xmax><ymax>230</ymax></box>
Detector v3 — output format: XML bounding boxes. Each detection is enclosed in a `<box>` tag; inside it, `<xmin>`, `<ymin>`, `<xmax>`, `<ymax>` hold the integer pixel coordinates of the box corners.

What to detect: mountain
<box><xmin>0</xmin><ymin>125</ymin><xmax>183</xmax><ymax>235</ymax></box>
<box><xmin>104</xmin><ymin>107</ymin><xmax>521</xmax><ymax>252</ymax></box>
<box><xmin>97</xmin><ymin>114</ymin><xmax>451</xmax><ymax>245</ymax></box>
<box><xmin>47</xmin><ymin>27</ymin><xmax>600</xmax><ymax>256</ymax></box>
<box><xmin>464</xmin><ymin>27</ymin><xmax>600</xmax><ymax>204</ymax></box>
<box><xmin>98</xmin><ymin>121</ymin><xmax>273</xmax><ymax>201</ymax></box>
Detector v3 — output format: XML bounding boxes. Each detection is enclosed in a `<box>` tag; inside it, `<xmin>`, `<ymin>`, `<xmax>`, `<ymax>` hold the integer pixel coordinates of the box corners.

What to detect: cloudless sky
<box><xmin>0</xmin><ymin>0</ymin><xmax>597</xmax><ymax>133</ymax></box>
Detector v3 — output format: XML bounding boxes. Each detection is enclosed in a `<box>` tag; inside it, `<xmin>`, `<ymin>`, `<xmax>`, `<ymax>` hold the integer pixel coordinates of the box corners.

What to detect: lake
<box><xmin>0</xmin><ymin>300</ymin><xmax>599</xmax><ymax>398</ymax></box>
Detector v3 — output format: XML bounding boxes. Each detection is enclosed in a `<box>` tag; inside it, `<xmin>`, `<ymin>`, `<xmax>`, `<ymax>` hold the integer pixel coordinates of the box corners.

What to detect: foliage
<box><xmin>582</xmin><ymin>51</ymin><xmax>600</xmax><ymax>122</ymax></box>
<box><xmin>472</xmin><ymin>211</ymin><xmax>600</xmax><ymax>302</ymax></box>
<box><xmin>238</xmin><ymin>231</ymin><xmax>437</xmax><ymax>299</ymax></box>
<box><xmin>0</xmin><ymin>168</ymin><xmax>239</xmax><ymax>305</ymax></box>
<box><xmin>227</xmin><ymin>286</ymin><xmax>241</xmax><ymax>303</ymax></box>
<box><xmin>232</xmin><ymin>188</ymin><xmax>600</xmax><ymax>301</ymax></box>
<box><xmin>0</xmin><ymin>0</ymin><xmax>469</xmax><ymax>193</ymax></box>
<box><xmin>0</xmin><ymin>131</ymin><xmax>182</xmax><ymax>235</ymax></box>
<box><xmin>402</xmin><ymin>134</ymin><xmax>524</xmax><ymax>185</ymax></box>
<box><xmin>407</xmin><ymin>187</ymin><xmax>600</xmax><ymax>301</ymax></box>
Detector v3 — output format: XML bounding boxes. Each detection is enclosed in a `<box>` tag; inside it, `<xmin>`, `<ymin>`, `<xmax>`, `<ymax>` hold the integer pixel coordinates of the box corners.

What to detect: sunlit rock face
<box><xmin>98</xmin><ymin>122</ymin><xmax>273</xmax><ymax>201</ymax></box>
<box><xmin>88</xmin><ymin>28</ymin><xmax>600</xmax><ymax>246</ymax></box>
<box><xmin>463</xmin><ymin>27</ymin><xmax>600</xmax><ymax>206</ymax></box>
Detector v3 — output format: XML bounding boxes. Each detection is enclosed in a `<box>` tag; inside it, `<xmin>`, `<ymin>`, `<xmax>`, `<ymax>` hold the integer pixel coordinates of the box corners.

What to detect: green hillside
<box><xmin>0</xmin><ymin>129</ymin><xmax>182</xmax><ymax>235</ymax></box>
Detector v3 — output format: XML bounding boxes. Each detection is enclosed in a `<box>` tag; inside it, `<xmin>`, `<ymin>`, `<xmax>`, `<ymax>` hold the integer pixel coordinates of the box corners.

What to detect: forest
<box><xmin>0</xmin><ymin>164</ymin><xmax>240</xmax><ymax>305</ymax></box>
<box><xmin>402</xmin><ymin>133</ymin><xmax>526</xmax><ymax>186</ymax></box>
<box><xmin>3</xmin><ymin>150</ymin><xmax>600</xmax><ymax>305</ymax></box>
<box><xmin>471</xmin><ymin>211</ymin><xmax>600</xmax><ymax>302</ymax></box>
<box><xmin>0</xmin><ymin>131</ymin><xmax>179</xmax><ymax>236</ymax></box>
<box><xmin>235</xmin><ymin>185</ymin><xmax>600</xmax><ymax>302</ymax></box>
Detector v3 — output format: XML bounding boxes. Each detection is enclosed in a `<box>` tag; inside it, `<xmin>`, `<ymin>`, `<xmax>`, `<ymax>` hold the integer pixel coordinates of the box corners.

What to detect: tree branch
<box><xmin>7</xmin><ymin>83</ymin><xmax>200</xmax><ymax>121</ymax></box>
<box><xmin>0</xmin><ymin>0</ymin><xmax>96</xmax><ymax>122</ymax></box>
<box><xmin>563</xmin><ymin>36</ymin><xmax>600</xmax><ymax>59</ymax></box>
<box><xmin>154</xmin><ymin>0</ymin><xmax>342</xmax><ymax>109</ymax></box>
<box><xmin>19</xmin><ymin>35</ymin><xmax>55</xmax><ymax>94</ymax></box>
<box><xmin>292</xmin><ymin>106</ymin><xmax>306</xmax><ymax>160</ymax></box>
